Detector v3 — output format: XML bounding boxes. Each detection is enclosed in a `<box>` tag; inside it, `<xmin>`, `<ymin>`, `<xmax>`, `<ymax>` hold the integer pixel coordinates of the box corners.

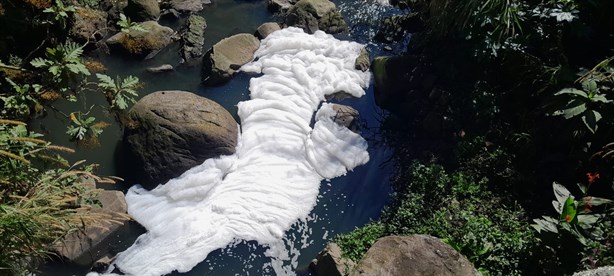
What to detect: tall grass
<box><xmin>0</xmin><ymin>121</ymin><xmax>128</xmax><ymax>275</ymax></box>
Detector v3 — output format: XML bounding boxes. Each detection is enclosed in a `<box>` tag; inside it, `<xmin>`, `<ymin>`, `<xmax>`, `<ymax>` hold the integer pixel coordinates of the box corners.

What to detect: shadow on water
<box><xmin>35</xmin><ymin>0</ymin><xmax>408</xmax><ymax>273</ymax></box>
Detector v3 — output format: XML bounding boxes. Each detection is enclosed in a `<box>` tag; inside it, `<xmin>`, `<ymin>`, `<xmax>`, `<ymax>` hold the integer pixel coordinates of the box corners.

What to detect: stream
<box><xmin>37</xmin><ymin>0</ymin><xmax>410</xmax><ymax>274</ymax></box>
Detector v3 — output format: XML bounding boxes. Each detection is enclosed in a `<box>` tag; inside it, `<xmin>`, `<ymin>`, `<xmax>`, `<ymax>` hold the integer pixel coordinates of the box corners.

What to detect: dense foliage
<box><xmin>0</xmin><ymin>0</ymin><xmax>139</xmax><ymax>274</ymax></box>
<box><xmin>337</xmin><ymin>0</ymin><xmax>613</xmax><ymax>274</ymax></box>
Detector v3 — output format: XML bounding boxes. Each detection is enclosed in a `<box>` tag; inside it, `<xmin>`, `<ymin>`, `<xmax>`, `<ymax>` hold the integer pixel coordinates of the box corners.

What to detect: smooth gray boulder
<box><xmin>124</xmin><ymin>0</ymin><xmax>160</xmax><ymax>21</ymax></box>
<box><xmin>106</xmin><ymin>21</ymin><xmax>174</xmax><ymax>59</ymax></box>
<box><xmin>255</xmin><ymin>22</ymin><xmax>281</xmax><ymax>39</ymax></box>
<box><xmin>350</xmin><ymin>235</ymin><xmax>477</xmax><ymax>276</ymax></box>
<box><xmin>310</xmin><ymin>243</ymin><xmax>356</xmax><ymax>276</ymax></box>
<box><xmin>124</xmin><ymin>91</ymin><xmax>238</xmax><ymax>186</ymax></box>
<box><xmin>201</xmin><ymin>33</ymin><xmax>260</xmax><ymax>85</ymax></box>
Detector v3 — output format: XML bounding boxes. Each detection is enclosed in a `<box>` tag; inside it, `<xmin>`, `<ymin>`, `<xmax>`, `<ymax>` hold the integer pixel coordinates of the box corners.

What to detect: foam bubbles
<box><xmin>103</xmin><ymin>27</ymin><xmax>370</xmax><ymax>276</ymax></box>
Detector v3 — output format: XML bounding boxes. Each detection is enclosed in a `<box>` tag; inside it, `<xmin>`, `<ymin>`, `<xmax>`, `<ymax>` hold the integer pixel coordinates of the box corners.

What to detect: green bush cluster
<box><xmin>336</xmin><ymin>162</ymin><xmax>536</xmax><ymax>275</ymax></box>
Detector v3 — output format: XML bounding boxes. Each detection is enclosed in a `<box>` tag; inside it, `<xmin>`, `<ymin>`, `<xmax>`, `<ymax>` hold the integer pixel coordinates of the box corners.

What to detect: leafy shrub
<box><xmin>0</xmin><ymin>120</ymin><xmax>126</xmax><ymax>275</ymax></box>
<box><xmin>335</xmin><ymin>162</ymin><xmax>536</xmax><ymax>275</ymax></box>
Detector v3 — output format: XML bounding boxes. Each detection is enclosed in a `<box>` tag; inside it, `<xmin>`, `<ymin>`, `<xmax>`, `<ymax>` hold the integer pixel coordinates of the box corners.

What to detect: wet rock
<box><xmin>124</xmin><ymin>0</ymin><xmax>160</xmax><ymax>21</ymax></box>
<box><xmin>375</xmin><ymin>12</ymin><xmax>424</xmax><ymax>43</ymax></box>
<box><xmin>202</xmin><ymin>33</ymin><xmax>260</xmax><ymax>85</ymax></box>
<box><xmin>267</xmin><ymin>0</ymin><xmax>292</xmax><ymax>12</ymax></box>
<box><xmin>124</xmin><ymin>91</ymin><xmax>238</xmax><ymax>186</ymax></box>
<box><xmin>101</xmin><ymin>0</ymin><xmax>129</xmax><ymax>22</ymax></box>
<box><xmin>354</xmin><ymin>47</ymin><xmax>369</xmax><ymax>72</ymax></box>
<box><xmin>285</xmin><ymin>0</ymin><xmax>348</xmax><ymax>34</ymax></box>
<box><xmin>70</xmin><ymin>7</ymin><xmax>108</xmax><ymax>43</ymax></box>
<box><xmin>181</xmin><ymin>15</ymin><xmax>206</xmax><ymax>63</ymax></box>
<box><xmin>310</xmin><ymin>243</ymin><xmax>356</xmax><ymax>276</ymax></box>
<box><xmin>255</xmin><ymin>22</ymin><xmax>281</xmax><ymax>39</ymax></box>
<box><xmin>91</xmin><ymin>256</ymin><xmax>115</xmax><ymax>273</ymax></box>
<box><xmin>372</xmin><ymin>55</ymin><xmax>416</xmax><ymax>110</ymax></box>
<box><xmin>54</xmin><ymin>189</ymin><xmax>128</xmax><ymax>266</ymax></box>
<box><xmin>162</xmin><ymin>0</ymin><xmax>205</xmax><ymax>13</ymax></box>
<box><xmin>106</xmin><ymin>21</ymin><xmax>174</xmax><ymax>59</ymax></box>
<box><xmin>350</xmin><ymin>235</ymin><xmax>477</xmax><ymax>276</ymax></box>
<box><xmin>146</xmin><ymin>64</ymin><xmax>174</xmax><ymax>73</ymax></box>
<box><xmin>331</xmin><ymin>104</ymin><xmax>359</xmax><ymax>131</ymax></box>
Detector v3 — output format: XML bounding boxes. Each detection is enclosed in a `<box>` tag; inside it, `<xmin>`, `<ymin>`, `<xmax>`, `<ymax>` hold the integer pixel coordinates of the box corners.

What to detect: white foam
<box><xmin>101</xmin><ymin>27</ymin><xmax>370</xmax><ymax>276</ymax></box>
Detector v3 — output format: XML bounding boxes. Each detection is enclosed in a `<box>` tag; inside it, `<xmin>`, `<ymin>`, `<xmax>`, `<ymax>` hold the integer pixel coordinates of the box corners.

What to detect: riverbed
<box><xmin>38</xmin><ymin>0</ymin><xmax>411</xmax><ymax>274</ymax></box>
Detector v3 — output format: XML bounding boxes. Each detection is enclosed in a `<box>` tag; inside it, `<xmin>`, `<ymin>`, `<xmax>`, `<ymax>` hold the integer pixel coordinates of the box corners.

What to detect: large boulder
<box><xmin>285</xmin><ymin>0</ymin><xmax>348</xmax><ymax>34</ymax></box>
<box><xmin>70</xmin><ymin>7</ymin><xmax>108</xmax><ymax>43</ymax></box>
<box><xmin>105</xmin><ymin>21</ymin><xmax>174</xmax><ymax>59</ymax></box>
<box><xmin>350</xmin><ymin>235</ymin><xmax>477</xmax><ymax>276</ymax></box>
<box><xmin>124</xmin><ymin>91</ymin><xmax>238</xmax><ymax>186</ymax></box>
<box><xmin>574</xmin><ymin>266</ymin><xmax>614</xmax><ymax>276</ymax></box>
<box><xmin>201</xmin><ymin>33</ymin><xmax>260</xmax><ymax>85</ymax></box>
<box><xmin>310</xmin><ymin>243</ymin><xmax>356</xmax><ymax>276</ymax></box>
<box><xmin>54</xmin><ymin>177</ymin><xmax>129</xmax><ymax>265</ymax></box>
<box><xmin>181</xmin><ymin>14</ymin><xmax>206</xmax><ymax>63</ymax></box>
<box><xmin>124</xmin><ymin>0</ymin><xmax>160</xmax><ymax>21</ymax></box>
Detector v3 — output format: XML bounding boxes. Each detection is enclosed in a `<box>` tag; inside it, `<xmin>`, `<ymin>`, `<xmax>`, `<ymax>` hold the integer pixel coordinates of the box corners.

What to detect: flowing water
<box><xmin>38</xmin><ymin>0</ymin><xmax>410</xmax><ymax>274</ymax></box>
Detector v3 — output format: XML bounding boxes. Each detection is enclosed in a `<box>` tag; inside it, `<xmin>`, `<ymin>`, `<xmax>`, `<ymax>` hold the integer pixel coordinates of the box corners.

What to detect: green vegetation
<box><xmin>0</xmin><ymin>1</ymin><xmax>141</xmax><ymax>274</ymax></box>
<box><xmin>336</xmin><ymin>162</ymin><xmax>535</xmax><ymax>275</ymax></box>
<box><xmin>0</xmin><ymin>120</ymin><xmax>127</xmax><ymax>275</ymax></box>
<box><xmin>338</xmin><ymin>0</ymin><xmax>614</xmax><ymax>274</ymax></box>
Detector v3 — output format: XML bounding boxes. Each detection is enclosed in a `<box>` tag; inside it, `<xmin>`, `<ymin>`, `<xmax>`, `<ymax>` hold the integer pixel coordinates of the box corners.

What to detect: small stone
<box><xmin>146</xmin><ymin>64</ymin><xmax>174</xmax><ymax>73</ymax></box>
<box><xmin>255</xmin><ymin>22</ymin><xmax>281</xmax><ymax>39</ymax></box>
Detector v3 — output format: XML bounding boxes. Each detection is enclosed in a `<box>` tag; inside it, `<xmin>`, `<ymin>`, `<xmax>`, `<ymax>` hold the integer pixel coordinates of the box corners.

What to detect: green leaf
<box><xmin>532</xmin><ymin>217</ymin><xmax>558</xmax><ymax>234</ymax></box>
<box><xmin>591</xmin><ymin>95</ymin><xmax>611</xmax><ymax>103</ymax></box>
<box><xmin>66</xmin><ymin>63</ymin><xmax>90</xmax><ymax>76</ymax></box>
<box><xmin>555</xmin><ymin>88</ymin><xmax>588</xmax><ymax>98</ymax></box>
<box><xmin>553</xmin><ymin>182</ymin><xmax>571</xmax><ymax>206</ymax></box>
<box><xmin>121</xmin><ymin>75</ymin><xmax>140</xmax><ymax>88</ymax></box>
<box><xmin>582</xmin><ymin>196</ymin><xmax>614</xmax><ymax>207</ymax></box>
<box><xmin>30</xmin><ymin>58</ymin><xmax>49</xmax><ymax>68</ymax></box>
<box><xmin>560</xmin><ymin>196</ymin><xmax>577</xmax><ymax>223</ymax></box>
<box><xmin>581</xmin><ymin>79</ymin><xmax>598</xmax><ymax>93</ymax></box>
<box><xmin>96</xmin><ymin>74</ymin><xmax>116</xmax><ymax>89</ymax></box>
<box><xmin>581</xmin><ymin>110</ymin><xmax>602</xmax><ymax>133</ymax></box>
<box><xmin>561</xmin><ymin>100</ymin><xmax>587</xmax><ymax>119</ymax></box>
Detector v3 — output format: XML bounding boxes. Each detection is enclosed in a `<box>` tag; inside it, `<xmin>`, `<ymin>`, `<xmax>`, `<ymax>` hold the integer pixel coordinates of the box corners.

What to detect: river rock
<box><xmin>181</xmin><ymin>15</ymin><xmax>206</xmax><ymax>63</ymax></box>
<box><xmin>375</xmin><ymin>12</ymin><xmax>424</xmax><ymax>43</ymax></box>
<box><xmin>267</xmin><ymin>0</ymin><xmax>292</xmax><ymax>12</ymax></box>
<box><xmin>124</xmin><ymin>0</ymin><xmax>160</xmax><ymax>21</ymax></box>
<box><xmin>70</xmin><ymin>7</ymin><xmax>108</xmax><ymax>43</ymax></box>
<box><xmin>331</xmin><ymin>104</ymin><xmax>359</xmax><ymax>131</ymax></box>
<box><xmin>146</xmin><ymin>64</ymin><xmax>174</xmax><ymax>73</ymax></box>
<box><xmin>354</xmin><ymin>47</ymin><xmax>369</xmax><ymax>72</ymax></box>
<box><xmin>101</xmin><ymin>0</ymin><xmax>129</xmax><ymax>22</ymax></box>
<box><xmin>285</xmin><ymin>0</ymin><xmax>348</xmax><ymax>34</ymax></box>
<box><xmin>372</xmin><ymin>55</ymin><xmax>417</xmax><ymax>111</ymax></box>
<box><xmin>310</xmin><ymin>243</ymin><xmax>356</xmax><ymax>276</ymax></box>
<box><xmin>54</xmin><ymin>186</ymin><xmax>128</xmax><ymax>266</ymax></box>
<box><xmin>350</xmin><ymin>235</ymin><xmax>476</xmax><ymax>276</ymax></box>
<box><xmin>105</xmin><ymin>21</ymin><xmax>174</xmax><ymax>59</ymax></box>
<box><xmin>255</xmin><ymin>22</ymin><xmax>281</xmax><ymax>39</ymax></box>
<box><xmin>124</xmin><ymin>91</ymin><xmax>238</xmax><ymax>186</ymax></box>
<box><xmin>201</xmin><ymin>33</ymin><xmax>260</xmax><ymax>85</ymax></box>
<box><xmin>162</xmin><ymin>0</ymin><xmax>205</xmax><ymax>13</ymax></box>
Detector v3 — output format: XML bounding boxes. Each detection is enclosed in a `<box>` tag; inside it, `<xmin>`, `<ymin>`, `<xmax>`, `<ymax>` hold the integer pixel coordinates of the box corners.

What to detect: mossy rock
<box><xmin>106</xmin><ymin>21</ymin><xmax>173</xmax><ymax>59</ymax></box>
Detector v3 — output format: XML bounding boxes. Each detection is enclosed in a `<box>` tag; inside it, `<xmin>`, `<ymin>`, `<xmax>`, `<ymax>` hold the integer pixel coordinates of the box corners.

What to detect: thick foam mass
<box><xmin>104</xmin><ymin>27</ymin><xmax>370</xmax><ymax>276</ymax></box>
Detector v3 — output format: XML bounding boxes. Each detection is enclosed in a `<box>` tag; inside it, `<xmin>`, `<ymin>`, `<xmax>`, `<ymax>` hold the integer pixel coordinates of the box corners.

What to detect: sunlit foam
<box><xmin>91</xmin><ymin>27</ymin><xmax>370</xmax><ymax>276</ymax></box>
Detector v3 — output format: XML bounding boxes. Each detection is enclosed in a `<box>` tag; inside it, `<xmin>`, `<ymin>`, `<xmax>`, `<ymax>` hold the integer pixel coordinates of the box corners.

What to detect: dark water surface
<box><xmin>38</xmin><ymin>0</ymin><xmax>410</xmax><ymax>274</ymax></box>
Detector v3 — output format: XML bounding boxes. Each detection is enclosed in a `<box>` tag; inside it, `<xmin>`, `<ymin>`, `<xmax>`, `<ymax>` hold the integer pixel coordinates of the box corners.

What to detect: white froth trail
<box><xmin>103</xmin><ymin>27</ymin><xmax>370</xmax><ymax>276</ymax></box>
